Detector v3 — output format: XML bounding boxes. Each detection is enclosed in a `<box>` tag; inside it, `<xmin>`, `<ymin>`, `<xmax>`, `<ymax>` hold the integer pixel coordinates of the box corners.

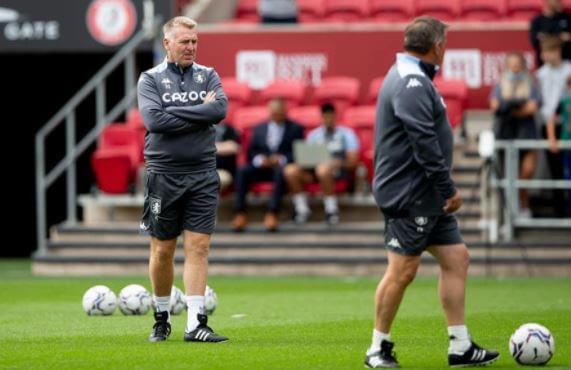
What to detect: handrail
<box><xmin>489</xmin><ymin>139</ymin><xmax>571</xmax><ymax>241</ymax></box>
<box><xmin>34</xmin><ymin>13</ymin><xmax>162</xmax><ymax>255</ymax></box>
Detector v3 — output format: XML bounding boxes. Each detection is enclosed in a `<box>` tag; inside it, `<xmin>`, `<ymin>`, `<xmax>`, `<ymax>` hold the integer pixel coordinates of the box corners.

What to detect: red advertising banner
<box><xmin>198</xmin><ymin>23</ymin><xmax>534</xmax><ymax>109</ymax></box>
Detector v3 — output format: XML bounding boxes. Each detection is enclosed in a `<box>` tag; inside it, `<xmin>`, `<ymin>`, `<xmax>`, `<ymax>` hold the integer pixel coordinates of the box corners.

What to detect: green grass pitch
<box><xmin>0</xmin><ymin>260</ymin><xmax>569</xmax><ymax>369</ymax></box>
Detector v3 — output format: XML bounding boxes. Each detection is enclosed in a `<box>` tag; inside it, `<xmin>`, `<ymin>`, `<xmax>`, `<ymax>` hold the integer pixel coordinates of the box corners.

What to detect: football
<box><xmin>118</xmin><ymin>284</ymin><xmax>152</xmax><ymax>315</ymax></box>
<box><xmin>170</xmin><ymin>285</ymin><xmax>186</xmax><ymax>315</ymax></box>
<box><xmin>509</xmin><ymin>323</ymin><xmax>555</xmax><ymax>365</ymax></box>
<box><xmin>82</xmin><ymin>285</ymin><xmax>117</xmax><ymax>316</ymax></box>
<box><xmin>204</xmin><ymin>285</ymin><xmax>218</xmax><ymax>315</ymax></box>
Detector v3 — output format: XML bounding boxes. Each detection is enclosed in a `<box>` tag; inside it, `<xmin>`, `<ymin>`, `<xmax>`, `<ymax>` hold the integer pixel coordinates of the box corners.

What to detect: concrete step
<box><xmin>32</xmin><ymin>254</ymin><xmax>571</xmax><ymax>277</ymax></box>
<box><xmin>44</xmin><ymin>244</ymin><xmax>571</xmax><ymax>259</ymax></box>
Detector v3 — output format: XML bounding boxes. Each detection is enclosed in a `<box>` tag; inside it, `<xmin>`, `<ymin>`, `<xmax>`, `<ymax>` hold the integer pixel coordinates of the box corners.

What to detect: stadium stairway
<box><xmin>33</xmin><ymin>142</ymin><xmax>571</xmax><ymax>277</ymax></box>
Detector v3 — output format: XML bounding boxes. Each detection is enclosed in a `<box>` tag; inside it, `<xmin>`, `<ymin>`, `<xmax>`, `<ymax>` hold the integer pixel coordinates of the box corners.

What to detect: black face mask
<box><xmin>419</xmin><ymin>60</ymin><xmax>440</xmax><ymax>81</ymax></box>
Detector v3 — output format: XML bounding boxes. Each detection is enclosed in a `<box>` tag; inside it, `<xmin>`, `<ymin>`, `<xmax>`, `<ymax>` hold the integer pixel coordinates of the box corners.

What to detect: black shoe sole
<box><xmin>449</xmin><ymin>354</ymin><xmax>500</xmax><ymax>368</ymax></box>
<box><xmin>183</xmin><ymin>337</ymin><xmax>229</xmax><ymax>343</ymax></box>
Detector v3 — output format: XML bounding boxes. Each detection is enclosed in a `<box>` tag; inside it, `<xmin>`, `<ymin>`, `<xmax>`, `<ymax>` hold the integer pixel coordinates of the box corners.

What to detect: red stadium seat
<box><xmin>126</xmin><ymin>108</ymin><xmax>144</xmax><ymax>130</ymax></box>
<box><xmin>312</xmin><ymin>76</ymin><xmax>360</xmax><ymax>116</ymax></box>
<box><xmin>92</xmin><ymin>124</ymin><xmax>141</xmax><ymax>194</ymax></box>
<box><xmin>343</xmin><ymin>106</ymin><xmax>376</xmax><ymax>182</ymax></box>
<box><xmin>367</xmin><ymin>76</ymin><xmax>385</xmax><ymax>104</ymax></box>
<box><xmin>324</xmin><ymin>0</ymin><xmax>370</xmax><ymax>22</ymax></box>
<box><xmin>415</xmin><ymin>0</ymin><xmax>460</xmax><ymax>21</ymax></box>
<box><xmin>221</xmin><ymin>77</ymin><xmax>253</xmax><ymax>124</ymax></box>
<box><xmin>304</xmin><ymin>180</ymin><xmax>350</xmax><ymax>195</ymax></box>
<box><xmin>91</xmin><ymin>149</ymin><xmax>133</xmax><ymax>194</ymax></box>
<box><xmin>506</xmin><ymin>0</ymin><xmax>543</xmax><ymax>20</ymax></box>
<box><xmin>258</xmin><ymin>79</ymin><xmax>308</xmax><ymax>108</ymax></box>
<box><xmin>370</xmin><ymin>0</ymin><xmax>414</xmax><ymax>22</ymax></box>
<box><xmin>434</xmin><ymin>78</ymin><xmax>468</xmax><ymax>129</ymax></box>
<box><xmin>564</xmin><ymin>0</ymin><xmax>571</xmax><ymax>12</ymax></box>
<box><xmin>233</xmin><ymin>106</ymin><xmax>269</xmax><ymax>165</ymax></box>
<box><xmin>460</xmin><ymin>0</ymin><xmax>506</xmax><ymax>21</ymax></box>
<box><xmin>235</xmin><ymin>0</ymin><xmax>260</xmax><ymax>22</ymax></box>
<box><xmin>298</xmin><ymin>0</ymin><xmax>325</xmax><ymax>22</ymax></box>
<box><xmin>289</xmin><ymin>105</ymin><xmax>323</xmax><ymax>133</ymax></box>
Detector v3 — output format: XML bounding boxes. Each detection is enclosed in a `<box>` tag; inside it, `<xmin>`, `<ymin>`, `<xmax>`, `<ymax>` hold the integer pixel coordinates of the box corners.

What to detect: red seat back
<box><xmin>367</xmin><ymin>76</ymin><xmax>385</xmax><ymax>104</ymax></box>
<box><xmin>415</xmin><ymin>0</ymin><xmax>460</xmax><ymax>21</ymax></box>
<box><xmin>506</xmin><ymin>0</ymin><xmax>543</xmax><ymax>20</ymax></box>
<box><xmin>434</xmin><ymin>78</ymin><xmax>468</xmax><ymax>129</ymax></box>
<box><xmin>370</xmin><ymin>0</ymin><xmax>414</xmax><ymax>22</ymax></box>
<box><xmin>312</xmin><ymin>76</ymin><xmax>360</xmax><ymax>116</ymax></box>
<box><xmin>259</xmin><ymin>79</ymin><xmax>308</xmax><ymax>108</ymax></box>
<box><xmin>289</xmin><ymin>105</ymin><xmax>323</xmax><ymax>133</ymax></box>
<box><xmin>221</xmin><ymin>77</ymin><xmax>254</xmax><ymax>124</ymax></box>
<box><xmin>460</xmin><ymin>0</ymin><xmax>506</xmax><ymax>20</ymax></box>
<box><xmin>298</xmin><ymin>0</ymin><xmax>325</xmax><ymax>22</ymax></box>
<box><xmin>236</xmin><ymin>0</ymin><xmax>260</xmax><ymax>22</ymax></box>
<box><xmin>324</xmin><ymin>0</ymin><xmax>370</xmax><ymax>21</ymax></box>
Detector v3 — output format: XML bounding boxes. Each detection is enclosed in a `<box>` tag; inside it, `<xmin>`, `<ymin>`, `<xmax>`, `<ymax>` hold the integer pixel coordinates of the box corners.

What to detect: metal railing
<box><xmin>486</xmin><ymin>139</ymin><xmax>571</xmax><ymax>241</ymax></box>
<box><xmin>34</xmin><ymin>8</ymin><xmax>160</xmax><ymax>255</ymax></box>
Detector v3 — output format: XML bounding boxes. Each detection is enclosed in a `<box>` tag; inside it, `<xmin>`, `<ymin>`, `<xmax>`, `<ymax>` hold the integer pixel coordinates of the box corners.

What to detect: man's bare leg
<box><xmin>428</xmin><ymin>243</ymin><xmax>471</xmax><ymax>355</ymax></box>
<box><xmin>374</xmin><ymin>251</ymin><xmax>421</xmax><ymax>334</ymax></box>
<box><xmin>183</xmin><ymin>230</ymin><xmax>211</xmax><ymax>331</ymax></box>
<box><xmin>149</xmin><ymin>237</ymin><xmax>177</xmax><ymax>311</ymax></box>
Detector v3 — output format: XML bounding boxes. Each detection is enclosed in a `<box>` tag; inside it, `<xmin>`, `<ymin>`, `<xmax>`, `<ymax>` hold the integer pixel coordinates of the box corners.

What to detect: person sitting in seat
<box><xmin>232</xmin><ymin>98</ymin><xmax>304</xmax><ymax>231</ymax></box>
<box><xmin>283</xmin><ymin>103</ymin><xmax>360</xmax><ymax>225</ymax></box>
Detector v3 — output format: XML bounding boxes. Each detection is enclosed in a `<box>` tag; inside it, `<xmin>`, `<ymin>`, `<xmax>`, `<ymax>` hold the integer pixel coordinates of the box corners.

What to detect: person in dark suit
<box><xmin>232</xmin><ymin>98</ymin><xmax>304</xmax><ymax>231</ymax></box>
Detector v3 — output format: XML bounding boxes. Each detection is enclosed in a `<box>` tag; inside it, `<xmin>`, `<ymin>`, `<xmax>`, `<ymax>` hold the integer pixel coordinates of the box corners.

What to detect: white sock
<box><xmin>367</xmin><ymin>329</ymin><xmax>390</xmax><ymax>355</ymax></box>
<box><xmin>448</xmin><ymin>325</ymin><xmax>471</xmax><ymax>354</ymax></box>
<box><xmin>293</xmin><ymin>193</ymin><xmax>310</xmax><ymax>214</ymax></box>
<box><xmin>324</xmin><ymin>195</ymin><xmax>338</xmax><ymax>214</ymax></box>
<box><xmin>186</xmin><ymin>295</ymin><xmax>205</xmax><ymax>332</ymax></box>
<box><xmin>153</xmin><ymin>295</ymin><xmax>171</xmax><ymax>321</ymax></box>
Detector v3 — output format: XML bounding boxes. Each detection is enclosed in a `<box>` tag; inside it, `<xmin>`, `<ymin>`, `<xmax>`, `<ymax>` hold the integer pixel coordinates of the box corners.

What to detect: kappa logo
<box><xmin>414</xmin><ymin>217</ymin><xmax>428</xmax><ymax>226</ymax></box>
<box><xmin>388</xmin><ymin>238</ymin><xmax>402</xmax><ymax>249</ymax></box>
<box><xmin>161</xmin><ymin>78</ymin><xmax>172</xmax><ymax>89</ymax></box>
<box><xmin>406</xmin><ymin>78</ymin><xmax>422</xmax><ymax>89</ymax></box>
<box><xmin>150</xmin><ymin>197</ymin><xmax>161</xmax><ymax>215</ymax></box>
<box><xmin>139</xmin><ymin>221</ymin><xmax>149</xmax><ymax>231</ymax></box>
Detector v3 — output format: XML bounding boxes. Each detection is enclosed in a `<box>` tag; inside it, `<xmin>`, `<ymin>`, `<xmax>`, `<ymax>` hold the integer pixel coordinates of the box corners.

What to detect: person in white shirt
<box><xmin>536</xmin><ymin>35</ymin><xmax>571</xmax><ymax>217</ymax></box>
<box><xmin>283</xmin><ymin>103</ymin><xmax>360</xmax><ymax>225</ymax></box>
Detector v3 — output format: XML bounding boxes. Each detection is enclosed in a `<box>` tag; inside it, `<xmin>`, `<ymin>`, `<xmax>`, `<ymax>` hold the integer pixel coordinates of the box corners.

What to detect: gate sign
<box><xmin>0</xmin><ymin>0</ymin><xmax>173</xmax><ymax>52</ymax></box>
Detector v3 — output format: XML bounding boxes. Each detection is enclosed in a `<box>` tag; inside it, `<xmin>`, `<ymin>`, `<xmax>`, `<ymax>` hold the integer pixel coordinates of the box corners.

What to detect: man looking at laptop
<box><xmin>284</xmin><ymin>103</ymin><xmax>360</xmax><ymax>225</ymax></box>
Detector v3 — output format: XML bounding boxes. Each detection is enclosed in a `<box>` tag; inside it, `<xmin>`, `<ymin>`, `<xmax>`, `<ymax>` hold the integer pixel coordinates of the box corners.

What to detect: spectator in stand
<box><xmin>536</xmin><ymin>36</ymin><xmax>571</xmax><ymax>217</ymax></box>
<box><xmin>283</xmin><ymin>103</ymin><xmax>360</xmax><ymax>225</ymax></box>
<box><xmin>215</xmin><ymin>123</ymin><xmax>240</xmax><ymax>192</ymax></box>
<box><xmin>530</xmin><ymin>0</ymin><xmax>571</xmax><ymax>67</ymax></box>
<box><xmin>259</xmin><ymin>0</ymin><xmax>298</xmax><ymax>24</ymax></box>
<box><xmin>490</xmin><ymin>52</ymin><xmax>541</xmax><ymax>218</ymax></box>
<box><xmin>546</xmin><ymin>75</ymin><xmax>571</xmax><ymax>216</ymax></box>
<box><xmin>232</xmin><ymin>98</ymin><xmax>304</xmax><ymax>232</ymax></box>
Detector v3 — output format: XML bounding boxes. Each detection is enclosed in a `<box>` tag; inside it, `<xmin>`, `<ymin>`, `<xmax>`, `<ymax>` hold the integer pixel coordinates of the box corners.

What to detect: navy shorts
<box><xmin>140</xmin><ymin>170</ymin><xmax>220</xmax><ymax>240</ymax></box>
<box><xmin>384</xmin><ymin>214</ymin><xmax>464</xmax><ymax>256</ymax></box>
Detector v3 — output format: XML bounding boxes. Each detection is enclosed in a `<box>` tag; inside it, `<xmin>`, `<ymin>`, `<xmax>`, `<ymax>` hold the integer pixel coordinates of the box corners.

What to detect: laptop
<box><xmin>293</xmin><ymin>140</ymin><xmax>331</xmax><ymax>168</ymax></box>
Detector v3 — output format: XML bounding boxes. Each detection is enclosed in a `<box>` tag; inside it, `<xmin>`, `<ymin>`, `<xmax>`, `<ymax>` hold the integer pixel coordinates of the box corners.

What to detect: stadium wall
<box><xmin>197</xmin><ymin>22</ymin><xmax>533</xmax><ymax>109</ymax></box>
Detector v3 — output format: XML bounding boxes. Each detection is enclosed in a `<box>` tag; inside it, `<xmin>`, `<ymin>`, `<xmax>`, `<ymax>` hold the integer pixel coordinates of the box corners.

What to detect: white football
<box><xmin>82</xmin><ymin>285</ymin><xmax>117</xmax><ymax>316</ymax></box>
<box><xmin>118</xmin><ymin>284</ymin><xmax>152</xmax><ymax>315</ymax></box>
<box><xmin>204</xmin><ymin>285</ymin><xmax>218</xmax><ymax>315</ymax></box>
<box><xmin>170</xmin><ymin>286</ymin><xmax>186</xmax><ymax>315</ymax></box>
<box><xmin>509</xmin><ymin>323</ymin><xmax>555</xmax><ymax>365</ymax></box>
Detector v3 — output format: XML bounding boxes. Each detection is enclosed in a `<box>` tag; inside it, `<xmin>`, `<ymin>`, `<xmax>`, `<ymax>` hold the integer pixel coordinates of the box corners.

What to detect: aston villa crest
<box><xmin>193</xmin><ymin>71</ymin><xmax>206</xmax><ymax>83</ymax></box>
